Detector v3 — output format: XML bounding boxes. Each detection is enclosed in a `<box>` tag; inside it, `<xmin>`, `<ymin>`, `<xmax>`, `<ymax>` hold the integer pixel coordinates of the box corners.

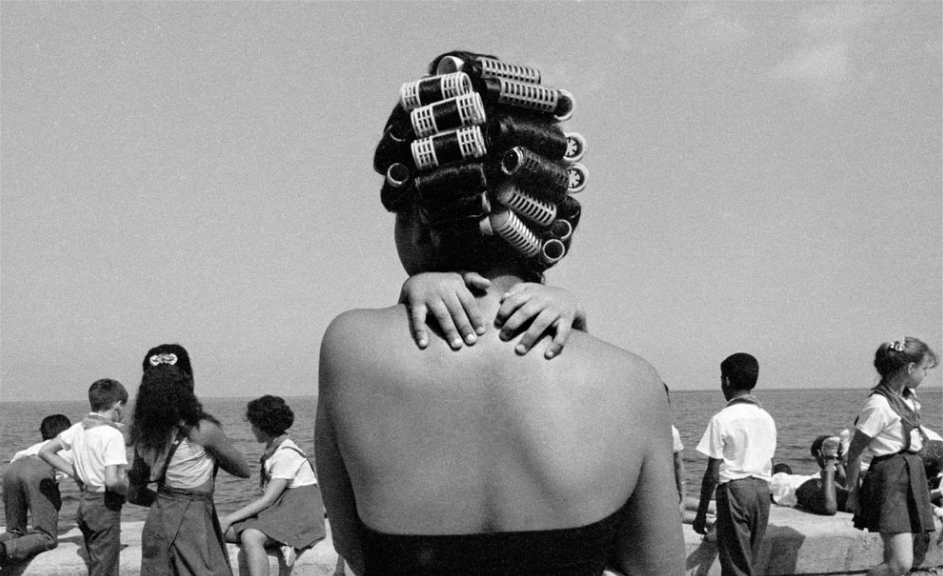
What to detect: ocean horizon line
<box><xmin>3</xmin><ymin>385</ymin><xmax>942</xmax><ymax>404</ymax></box>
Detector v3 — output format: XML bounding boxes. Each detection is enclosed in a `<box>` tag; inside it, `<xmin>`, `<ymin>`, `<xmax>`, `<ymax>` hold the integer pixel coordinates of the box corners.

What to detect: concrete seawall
<box><xmin>2</xmin><ymin>507</ymin><xmax>941</xmax><ymax>575</ymax></box>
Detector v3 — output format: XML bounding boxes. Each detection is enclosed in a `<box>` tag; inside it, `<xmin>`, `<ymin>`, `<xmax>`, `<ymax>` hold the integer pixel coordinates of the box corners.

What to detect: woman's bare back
<box><xmin>318</xmin><ymin>299</ymin><xmax>673</xmax><ymax>536</ymax></box>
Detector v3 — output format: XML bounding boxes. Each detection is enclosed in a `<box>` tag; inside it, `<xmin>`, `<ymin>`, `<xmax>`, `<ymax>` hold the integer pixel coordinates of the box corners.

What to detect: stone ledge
<box><xmin>2</xmin><ymin>507</ymin><xmax>941</xmax><ymax>575</ymax></box>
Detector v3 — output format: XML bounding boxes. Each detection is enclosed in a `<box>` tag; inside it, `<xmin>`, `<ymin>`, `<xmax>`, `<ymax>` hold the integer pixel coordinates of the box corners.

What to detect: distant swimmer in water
<box><xmin>315</xmin><ymin>50</ymin><xmax>684</xmax><ymax>576</ymax></box>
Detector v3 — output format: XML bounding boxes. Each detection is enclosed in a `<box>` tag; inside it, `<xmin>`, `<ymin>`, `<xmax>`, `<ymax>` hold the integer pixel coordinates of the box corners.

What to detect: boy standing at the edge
<box><xmin>693</xmin><ymin>353</ymin><xmax>777</xmax><ymax>576</ymax></box>
<box><xmin>40</xmin><ymin>379</ymin><xmax>129</xmax><ymax>576</ymax></box>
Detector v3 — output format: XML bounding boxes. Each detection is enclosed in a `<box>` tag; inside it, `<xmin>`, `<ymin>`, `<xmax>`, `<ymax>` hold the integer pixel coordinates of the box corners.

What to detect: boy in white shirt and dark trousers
<box><xmin>693</xmin><ymin>353</ymin><xmax>777</xmax><ymax>576</ymax></box>
<box><xmin>40</xmin><ymin>379</ymin><xmax>130</xmax><ymax>576</ymax></box>
<box><xmin>0</xmin><ymin>415</ymin><xmax>72</xmax><ymax>568</ymax></box>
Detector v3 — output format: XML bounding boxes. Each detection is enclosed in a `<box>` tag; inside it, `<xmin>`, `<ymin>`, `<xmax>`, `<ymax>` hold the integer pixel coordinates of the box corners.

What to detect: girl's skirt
<box><xmin>853</xmin><ymin>451</ymin><xmax>935</xmax><ymax>533</ymax></box>
<box><xmin>232</xmin><ymin>483</ymin><xmax>327</xmax><ymax>549</ymax></box>
<box><xmin>141</xmin><ymin>485</ymin><xmax>232</xmax><ymax>576</ymax></box>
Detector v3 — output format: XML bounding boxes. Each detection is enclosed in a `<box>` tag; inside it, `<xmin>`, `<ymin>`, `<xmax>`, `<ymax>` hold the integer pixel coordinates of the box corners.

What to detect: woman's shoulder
<box><xmin>323</xmin><ymin>306</ymin><xmax>404</xmax><ymax>342</ymax></box>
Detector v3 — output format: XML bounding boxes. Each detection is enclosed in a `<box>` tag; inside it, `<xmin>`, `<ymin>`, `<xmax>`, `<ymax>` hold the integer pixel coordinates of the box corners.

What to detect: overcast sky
<box><xmin>2</xmin><ymin>1</ymin><xmax>940</xmax><ymax>402</ymax></box>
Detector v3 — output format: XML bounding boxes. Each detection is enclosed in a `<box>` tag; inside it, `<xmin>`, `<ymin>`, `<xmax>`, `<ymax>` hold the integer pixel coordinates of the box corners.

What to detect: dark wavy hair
<box><xmin>129</xmin><ymin>365</ymin><xmax>206</xmax><ymax>452</ymax></box>
<box><xmin>245</xmin><ymin>395</ymin><xmax>295</xmax><ymax>436</ymax></box>
<box><xmin>873</xmin><ymin>337</ymin><xmax>938</xmax><ymax>380</ymax></box>
<box><xmin>375</xmin><ymin>50</ymin><xmax>585</xmax><ymax>281</ymax></box>
<box><xmin>143</xmin><ymin>343</ymin><xmax>194</xmax><ymax>385</ymax></box>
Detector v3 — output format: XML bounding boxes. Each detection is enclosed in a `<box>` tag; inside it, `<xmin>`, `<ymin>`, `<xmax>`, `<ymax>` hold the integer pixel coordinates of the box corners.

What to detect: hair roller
<box><xmin>567</xmin><ymin>163</ymin><xmax>588</xmax><ymax>193</ymax></box>
<box><xmin>556</xmin><ymin>196</ymin><xmax>582</xmax><ymax>229</ymax></box>
<box><xmin>496</xmin><ymin>182</ymin><xmax>557</xmax><ymax>227</ymax></box>
<box><xmin>411</xmin><ymin>93</ymin><xmax>486</xmax><ymax>138</ymax></box>
<box><xmin>415</xmin><ymin>163</ymin><xmax>488</xmax><ymax>206</ymax></box>
<box><xmin>540</xmin><ymin>238</ymin><xmax>566</xmax><ymax>264</ymax></box>
<box><xmin>488</xmin><ymin>209</ymin><xmax>540</xmax><ymax>258</ymax></box>
<box><xmin>380</xmin><ymin>163</ymin><xmax>414</xmax><ymax>212</ymax></box>
<box><xmin>548</xmin><ymin>219</ymin><xmax>572</xmax><ymax>241</ymax></box>
<box><xmin>486</xmin><ymin>115</ymin><xmax>568</xmax><ymax>160</ymax></box>
<box><xmin>480</xmin><ymin>78</ymin><xmax>572</xmax><ymax>119</ymax></box>
<box><xmin>500</xmin><ymin>146</ymin><xmax>568</xmax><ymax>203</ymax></box>
<box><xmin>420</xmin><ymin>192</ymin><xmax>491</xmax><ymax>226</ymax></box>
<box><xmin>411</xmin><ymin>126</ymin><xmax>487</xmax><ymax>171</ymax></box>
<box><xmin>563</xmin><ymin>133</ymin><xmax>586</xmax><ymax>163</ymax></box>
<box><xmin>400</xmin><ymin>72</ymin><xmax>473</xmax><ymax>111</ymax></box>
<box><xmin>374</xmin><ymin>106</ymin><xmax>415</xmax><ymax>174</ymax></box>
<box><xmin>436</xmin><ymin>55</ymin><xmax>541</xmax><ymax>85</ymax></box>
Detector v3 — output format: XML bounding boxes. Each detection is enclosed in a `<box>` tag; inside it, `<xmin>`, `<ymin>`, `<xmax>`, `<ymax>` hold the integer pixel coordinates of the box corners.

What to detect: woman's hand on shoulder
<box><xmin>496</xmin><ymin>283</ymin><xmax>588</xmax><ymax>359</ymax></box>
<box><xmin>194</xmin><ymin>419</ymin><xmax>251</xmax><ymax>479</ymax></box>
<box><xmin>399</xmin><ymin>271</ymin><xmax>490</xmax><ymax>350</ymax></box>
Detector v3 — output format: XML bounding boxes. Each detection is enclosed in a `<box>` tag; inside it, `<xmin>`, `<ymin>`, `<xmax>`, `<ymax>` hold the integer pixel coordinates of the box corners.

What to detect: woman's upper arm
<box><xmin>610</xmin><ymin>377</ymin><xmax>685</xmax><ymax>576</ymax></box>
<box><xmin>611</xmin><ymin>441</ymin><xmax>686</xmax><ymax>576</ymax></box>
<box><xmin>316</xmin><ymin>321</ymin><xmax>366</xmax><ymax>574</ymax></box>
<box><xmin>196</xmin><ymin>421</ymin><xmax>251</xmax><ymax>478</ymax></box>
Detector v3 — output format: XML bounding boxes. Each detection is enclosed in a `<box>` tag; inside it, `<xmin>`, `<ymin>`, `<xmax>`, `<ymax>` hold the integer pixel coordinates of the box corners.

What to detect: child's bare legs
<box><xmin>240</xmin><ymin>528</ymin><xmax>275</xmax><ymax>576</ymax></box>
<box><xmin>868</xmin><ymin>532</ymin><xmax>913</xmax><ymax>576</ymax></box>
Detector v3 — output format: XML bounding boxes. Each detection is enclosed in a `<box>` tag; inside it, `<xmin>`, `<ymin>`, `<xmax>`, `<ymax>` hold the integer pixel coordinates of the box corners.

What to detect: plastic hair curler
<box><xmin>488</xmin><ymin>209</ymin><xmax>540</xmax><ymax>258</ymax></box>
<box><xmin>556</xmin><ymin>196</ymin><xmax>581</xmax><ymax>229</ymax></box>
<box><xmin>540</xmin><ymin>238</ymin><xmax>566</xmax><ymax>264</ymax></box>
<box><xmin>415</xmin><ymin>162</ymin><xmax>488</xmax><ymax>206</ymax></box>
<box><xmin>480</xmin><ymin>78</ymin><xmax>574</xmax><ymax>121</ymax></box>
<box><xmin>374</xmin><ymin>112</ymin><xmax>415</xmax><ymax>174</ymax></box>
<box><xmin>563</xmin><ymin>132</ymin><xmax>586</xmax><ymax>163</ymax></box>
<box><xmin>436</xmin><ymin>56</ymin><xmax>541</xmax><ymax>84</ymax></box>
<box><xmin>411</xmin><ymin>126</ymin><xmax>487</xmax><ymax>171</ymax></box>
<box><xmin>496</xmin><ymin>182</ymin><xmax>557</xmax><ymax>227</ymax></box>
<box><xmin>420</xmin><ymin>192</ymin><xmax>491</xmax><ymax>226</ymax></box>
<box><xmin>411</xmin><ymin>93</ymin><xmax>486</xmax><ymax>138</ymax></box>
<box><xmin>485</xmin><ymin>115</ymin><xmax>568</xmax><ymax>160</ymax></box>
<box><xmin>567</xmin><ymin>163</ymin><xmax>588</xmax><ymax>193</ymax></box>
<box><xmin>548</xmin><ymin>219</ymin><xmax>572</xmax><ymax>241</ymax></box>
<box><xmin>380</xmin><ymin>163</ymin><xmax>413</xmax><ymax>212</ymax></box>
<box><xmin>500</xmin><ymin>146</ymin><xmax>569</xmax><ymax>203</ymax></box>
<box><xmin>400</xmin><ymin>72</ymin><xmax>473</xmax><ymax>111</ymax></box>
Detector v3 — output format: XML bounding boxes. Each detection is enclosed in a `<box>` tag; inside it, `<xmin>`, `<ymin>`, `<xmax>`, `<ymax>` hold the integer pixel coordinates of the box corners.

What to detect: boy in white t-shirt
<box><xmin>693</xmin><ymin>353</ymin><xmax>777</xmax><ymax>576</ymax></box>
<box><xmin>40</xmin><ymin>379</ymin><xmax>129</xmax><ymax>576</ymax></box>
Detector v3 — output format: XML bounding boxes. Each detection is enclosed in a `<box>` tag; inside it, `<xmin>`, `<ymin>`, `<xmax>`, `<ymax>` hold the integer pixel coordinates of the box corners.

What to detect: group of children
<box><xmin>1</xmin><ymin>347</ymin><xmax>325</xmax><ymax>576</ymax></box>
<box><xmin>680</xmin><ymin>341</ymin><xmax>941</xmax><ymax>576</ymax></box>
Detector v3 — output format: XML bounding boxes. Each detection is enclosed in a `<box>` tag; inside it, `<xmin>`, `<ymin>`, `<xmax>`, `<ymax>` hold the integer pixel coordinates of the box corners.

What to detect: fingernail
<box><xmin>545</xmin><ymin>350</ymin><xmax>555</xmax><ymax>359</ymax></box>
<box><xmin>475</xmin><ymin>326</ymin><xmax>486</xmax><ymax>335</ymax></box>
<box><xmin>418</xmin><ymin>338</ymin><xmax>428</xmax><ymax>348</ymax></box>
<box><xmin>451</xmin><ymin>338</ymin><xmax>462</xmax><ymax>349</ymax></box>
<box><xmin>499</xmin><ymin>332</ymin><xmax>509</xmax><ymax>341</ymax></box>
<box><xmin>515</xmin><ymin>344</ymin><xmax>527</xmax><ymax>355</ymax></box>
<box><xmin>465</xmin><ymin>333</ymin><xmax>477</xmax><ymax>344</ymax></box>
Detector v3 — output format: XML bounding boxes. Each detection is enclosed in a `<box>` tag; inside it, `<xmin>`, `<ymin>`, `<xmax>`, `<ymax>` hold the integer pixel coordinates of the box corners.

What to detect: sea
<box><xmin>1</xmin><ymin>388</ymin><xmax>941</xmax><ymax>526</ymax></box>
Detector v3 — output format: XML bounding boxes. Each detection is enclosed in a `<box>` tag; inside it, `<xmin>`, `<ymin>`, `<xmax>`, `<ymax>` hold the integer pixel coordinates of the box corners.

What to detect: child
<box><xmin>221</xmin><ymin>396</ymin><xmax>326</xmax><ymax>576</ymax></box>
<box><xmin>769</xmin><ymin>435</ymin><xmax>848</xmax><ymax>515</ymax></box>
<box><xmin>693</xmin><ymin>353</ymin><xmax>777</xmax><ymax>576</ymax></box>
<box><xmin>128</xmin><ymin>364</ymin><xmax>250</xmax><ymax>576</ymax></box>
<box><xmin>40</xmin><ymin>379</ymin><xmax>129</xmax><ymax>576</ymax></box>
<box><xmin>845</xmin><ymin>337</ymin><xmax>938</xmax><ymax>576</ymax></box>
<box><xmin>0</xmin><ymin>415</ymin><xmax>72</xmax><ymax>567</ymax></box>
<box><xmin>664</xmin><ymin>383</ymin><xmax>687</xmax><ymax>518</ymax></box>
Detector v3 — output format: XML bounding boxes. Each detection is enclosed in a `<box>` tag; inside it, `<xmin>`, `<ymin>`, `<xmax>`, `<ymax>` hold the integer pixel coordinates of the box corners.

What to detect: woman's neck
<box><xmin>882</xmin><ymin>374</ymin><xmax>909</xmax><ymax>395</ymax></box>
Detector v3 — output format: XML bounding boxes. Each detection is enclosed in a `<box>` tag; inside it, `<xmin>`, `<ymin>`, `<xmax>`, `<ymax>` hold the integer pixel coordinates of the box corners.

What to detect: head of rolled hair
<box><xmin>376</xmin><ymin>50</ymin><xmax>585</xmax><ymax>281</ymax></box>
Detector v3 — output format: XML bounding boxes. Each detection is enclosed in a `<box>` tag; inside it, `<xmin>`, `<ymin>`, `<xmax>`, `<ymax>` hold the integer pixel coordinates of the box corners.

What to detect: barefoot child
<box><xmin>222</xmin><ymin>396</ymin><xmax>326</xmax><ymax>575</ymax></box>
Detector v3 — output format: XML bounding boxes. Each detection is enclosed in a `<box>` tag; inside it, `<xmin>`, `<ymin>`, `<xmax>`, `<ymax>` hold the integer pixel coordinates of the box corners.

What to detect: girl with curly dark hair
<box><xmin>220</xmin><ymin>396</ymin><xmax>326</xmax><ymax>575</ymax></box>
